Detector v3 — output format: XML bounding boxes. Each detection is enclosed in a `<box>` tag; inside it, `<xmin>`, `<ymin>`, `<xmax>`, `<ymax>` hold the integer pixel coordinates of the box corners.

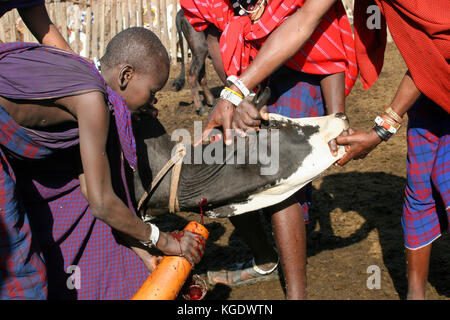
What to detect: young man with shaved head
<box><xmin>194</xmin><ymin>0</ymin><xmax>449</xmax><ymax>300</ymax></box>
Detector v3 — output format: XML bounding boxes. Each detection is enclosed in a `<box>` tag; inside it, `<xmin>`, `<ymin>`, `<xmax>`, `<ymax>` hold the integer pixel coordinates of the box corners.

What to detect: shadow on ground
<box><xmin>153</xmin><ymin>171</ymin><xmax>450</xmax><ymax>300</ymax></box>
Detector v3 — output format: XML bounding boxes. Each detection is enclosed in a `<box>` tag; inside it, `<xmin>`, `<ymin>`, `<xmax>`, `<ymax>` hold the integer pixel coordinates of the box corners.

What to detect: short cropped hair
<box><xmin>100</xmin><ymin>27</ymin><xmax>169</xmax><ymax>73</ymax></box>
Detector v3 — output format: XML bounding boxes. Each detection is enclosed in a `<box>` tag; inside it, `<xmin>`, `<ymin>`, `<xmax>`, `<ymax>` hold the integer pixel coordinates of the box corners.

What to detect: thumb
<box><xmin>260</xmin><ymin>106</ymin><xmax>269</xmax><ymax>120</ymax></box>
<box><xmin>336</xmin><ymin>135</ymin><xmax>351</xmax><ymax>146</ymax></box>
<box><xmin>222</xmin><ymin>116</ymin><xmax>233</xmax><ymax>145</ymax></box>
<box><xmin>336</xmin><ymin>152</ymin><xmax>353</xmax><ymax>166</ymax></box>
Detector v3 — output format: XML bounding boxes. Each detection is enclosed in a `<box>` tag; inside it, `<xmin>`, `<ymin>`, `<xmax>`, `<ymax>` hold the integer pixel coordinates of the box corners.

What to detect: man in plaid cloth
<box><xmin>0</xmin><ymin>28</ymin><xmax>205</xmax><ymax>300</ymax></box>
<box><xmin>180</xmin><ymin>0</ymin><xmax>358</xmax><ymax>299</ymax></box>
<box><xmin>192</xmin><ymin>0</ymin><xmax>448</xmax><ymax>300</ymax></box>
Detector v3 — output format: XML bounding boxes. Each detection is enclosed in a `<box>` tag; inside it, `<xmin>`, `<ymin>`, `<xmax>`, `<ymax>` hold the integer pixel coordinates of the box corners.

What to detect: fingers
<box><xmin>336</xmin><ymin>134</ymin><xmax>351</xmax><ymax>146</ymax></box>
<box><xmin>328</xmin><ymin>138</ymin><xmax>338</xmax><ymax>157</ymax></box>
<box><xmin>336</xmin><ymin>154</ymin><xmax>351</xmax><ymax>166</ymax></box>
<box><xmin>222</xmin><ymin>116</ymin><xmax>233</xmax><ymax>145</ymax></box>
<box><xmin>179</xmin><ymin>231</ymin><xmax>206</xmax><ymax>267</ymax></box>
<box><xmin>239</xmin><ymin>100</ymin><xmax>260</xmax><ymax>120</ymax></box>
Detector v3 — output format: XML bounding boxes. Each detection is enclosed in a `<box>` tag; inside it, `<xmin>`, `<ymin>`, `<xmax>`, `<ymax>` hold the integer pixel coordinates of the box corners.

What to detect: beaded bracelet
<box><xmin>384</xmin><ymin>106</ymin><xmax>403</xmax><ymax>124</ymax></box>
<box><xmin>373</xmin><ymin>124</ymin><xmax>393</xmax><ymax>141</ymax></box>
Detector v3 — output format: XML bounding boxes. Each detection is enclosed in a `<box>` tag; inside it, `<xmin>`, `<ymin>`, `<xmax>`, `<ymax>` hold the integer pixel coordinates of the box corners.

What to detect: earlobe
<box><xmin>118</xmin><ymin>65</ymin><xmax>134</xmax><ymax>90</ymax></box>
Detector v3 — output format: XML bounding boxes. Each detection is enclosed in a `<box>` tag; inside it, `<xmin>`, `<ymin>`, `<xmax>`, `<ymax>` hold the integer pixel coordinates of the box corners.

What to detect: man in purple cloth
<box><xmin>0</xmin><ymin>0</ymin><xmax>71</xmax><ymax>52</ymax></box>
<box><xmin>0</xmin><ymin>27</ymin><xmax>205</xmax><ymax>300</ymax></box>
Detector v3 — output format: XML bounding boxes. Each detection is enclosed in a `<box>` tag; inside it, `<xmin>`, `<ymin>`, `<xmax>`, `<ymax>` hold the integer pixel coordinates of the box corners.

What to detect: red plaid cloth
<box><xmin>402</xmin><ymin>96</ymin><xmax>449</xmax><ymax>249</ymax></box>
<box><xmin>181</xmin><ymin>0</ymin><xmax>358</xmax><ymax>96</ymax></box>
<box><xmin>354</xmin><ymin>0</ymin><xmax>450</xmax><ymax>112</ymax></box>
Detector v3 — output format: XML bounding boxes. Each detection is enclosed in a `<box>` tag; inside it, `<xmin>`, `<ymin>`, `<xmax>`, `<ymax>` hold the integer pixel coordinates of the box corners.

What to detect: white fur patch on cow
<box><xmin>207</xmin><ymin>114</ymin><xmax>348</xmax><ymax>217</ymax></box>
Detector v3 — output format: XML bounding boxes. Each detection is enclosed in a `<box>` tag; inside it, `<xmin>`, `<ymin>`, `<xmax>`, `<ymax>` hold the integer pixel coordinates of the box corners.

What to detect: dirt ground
<box><xmin>152</xmin><ymin>43</ymin><xmax>450</xmax><ymax>300</ymax></box>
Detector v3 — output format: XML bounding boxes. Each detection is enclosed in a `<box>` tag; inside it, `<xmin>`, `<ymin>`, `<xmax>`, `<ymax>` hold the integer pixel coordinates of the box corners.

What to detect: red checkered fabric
<box><xmin>181</xmin><ymin>0</ymin><xmax>358</xmax><ymax>96</ymax></box>
<box><xmin>353</xmin><ymin>0</ymin><xmax>450</xmax><ymax>112</ymax></box>
<box><xmin>0</xmin><ymin>0</ymin><xmax>44</xmax><ymax>17</ymax></box>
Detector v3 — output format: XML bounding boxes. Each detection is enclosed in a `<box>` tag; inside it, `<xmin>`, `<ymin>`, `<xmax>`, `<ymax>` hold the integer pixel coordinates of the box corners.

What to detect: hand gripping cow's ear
<box><xmin>118</xmin><ymin>65</ymin><xmax>135</xmax><ymax>90</ymax></box>
<box><xmin>251</xmin><ymin>85</ymin><xmax>271</xmax><ymax>110</ymax></box>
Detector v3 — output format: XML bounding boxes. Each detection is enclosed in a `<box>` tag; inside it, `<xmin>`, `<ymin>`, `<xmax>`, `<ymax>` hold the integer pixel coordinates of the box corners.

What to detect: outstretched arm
<box><xmin>336</xmin><ymin>71</ymin><xmax>421</xmax><ymax>165</ymax></box>
<box><xmin>72</xmin><ymin>92</ymin><xmax>205</xmax><ymax>266</ymax></box>
<box><xmin>199</xmin><ymin>0</ymin><xmax>339</xmax><ymax>145</ymax></box>
<box><xmin>18</xmin><ymin>3</ymin><xmax>72</xmax><ymax>52</ymax></box>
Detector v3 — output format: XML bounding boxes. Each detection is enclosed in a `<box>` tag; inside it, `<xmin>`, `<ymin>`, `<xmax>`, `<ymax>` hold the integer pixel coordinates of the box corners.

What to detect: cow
<box><xmin>131</xmin><ymin>111</ymin><xmax>349</xmax><ymax>219</ymax></box>
<box><xmin>171</xmin><ymin>10</ymin><xmax>224</xmax><ymax>116</ymax></box>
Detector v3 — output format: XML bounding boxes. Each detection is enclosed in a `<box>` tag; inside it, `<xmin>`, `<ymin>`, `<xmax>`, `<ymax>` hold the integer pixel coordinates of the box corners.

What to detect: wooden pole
<box><xmin>116</xmin><ymin>0</ymin><xmax>123</xmax><ymax>32</ymax></box>
<box><xmin>71</xmin><ymin>3</ymin><xmax>80</xmax><ymax>54</ymax></box>
<box><xmin>0</xmin><ymin>18</ymin><xmax>5</xmax><ymax>43</ymax></box>
<box><xmin>85</xmin><ymin>1</ymin><xmax>92</xmax><ymax>58</ymax></box>
<box><xmin>110</xmin><ymin>0</ymin><xmax>117</xmax><ymax>40</ymax></box>
<box><xmin>155</xmin><ymin>0</ymin><xmax>161</xmax><ymax>39</ymax></box>
<box><xmin>122</xmin><ymin>1</ymin><xmax>129</xmax><ymax>29</ymax></box>
<box><xmin>48</xmin><ymin>1</ymin><xmax>55</xmax><ymax>23</ymax></box>
<box><xmin>170</xmin><ymin>0</ymin><xmax>177</xmax><ymax>64</ymax></box>
<box><xmin>160</xmin><ymin>0</ymin><xmax>169</xmax><ymax>51</ymax></box>
<box><xmin>183</xmin><ymin>31</ymin><xmax>189</xmax><ymax>67</ymax></box>
<box><xmin>137</xmin><ymin>0</ymin><xmax>144</xmax><ymax>27</ymax></box>
<box><xmin>129</xmin><ymin>0</ymin><xmax>136</xmax><ymax>27</ymax></box>
<box><xmin>11</xmin><ymin>11</ymin><xmax>18</xmax><ymax>41</ymax></box>
<box><xmin>99</xmin><ymin>0</ymin><xmax>106</xmax><ymax>56</ymax></box>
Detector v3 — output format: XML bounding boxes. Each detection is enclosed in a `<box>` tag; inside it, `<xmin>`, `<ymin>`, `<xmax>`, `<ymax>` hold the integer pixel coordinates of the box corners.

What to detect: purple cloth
<box><xmin>266</xmin><ymin>66</ymin><xmax>325</xmax><ymax>223</ymax></box>
<box><xmin>0</xmin><ymin>42</ymin><xmax>147</xmax><ymax>300</ymax></box>
<box><xmin>402</xmin><ymin>96</ymin><xmax>450</xmax><ymax>249</ymax></box>
<box><xmin>0</xmin><ymin>0</ymin><xmax>44</xmax><ymax>17</ymax></box>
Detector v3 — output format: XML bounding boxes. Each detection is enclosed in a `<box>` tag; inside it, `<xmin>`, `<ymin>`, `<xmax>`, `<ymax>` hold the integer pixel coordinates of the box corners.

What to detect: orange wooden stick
<box><xmin>132</xmin><ymin>221</ymin><xmax>209</xmax><ymax>300</ymax></box>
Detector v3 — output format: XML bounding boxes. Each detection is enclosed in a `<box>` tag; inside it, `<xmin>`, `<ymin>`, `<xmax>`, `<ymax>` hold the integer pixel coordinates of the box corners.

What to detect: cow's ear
<box><xmin>118</xmin><ymin>65</ymin><xmax>135</xmax><ymax>90</ymax></box>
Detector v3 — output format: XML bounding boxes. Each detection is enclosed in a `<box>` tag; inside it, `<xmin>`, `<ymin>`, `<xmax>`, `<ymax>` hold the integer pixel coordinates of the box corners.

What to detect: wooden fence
<box><xmin>0</xmin><ymin>0</ymin><xmax>188</xmax><ymax>64</ymax></box>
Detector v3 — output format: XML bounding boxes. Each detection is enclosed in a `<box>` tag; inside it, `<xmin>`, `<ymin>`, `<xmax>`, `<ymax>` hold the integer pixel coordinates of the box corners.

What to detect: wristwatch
<box><xmin>220</xmin><ymin>87</ymin><xmax>243</xmax><ymax>107</ymax></box>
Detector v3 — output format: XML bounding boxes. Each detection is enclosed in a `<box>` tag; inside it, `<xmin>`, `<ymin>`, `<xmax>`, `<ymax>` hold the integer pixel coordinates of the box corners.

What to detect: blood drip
<box><xmin>182</xmin><ymin>275</ymin><xmax>207</xmax><ymax>300</ymax></box>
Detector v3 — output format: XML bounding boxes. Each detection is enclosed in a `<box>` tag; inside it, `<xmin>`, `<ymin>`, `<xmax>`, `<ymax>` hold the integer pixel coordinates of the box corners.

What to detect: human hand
<box><xmin>141</xmin><ymin>254</ymin><xmax>163</xmax><ymax>272</ymax></box>
<box><xmin>335</xmin><ymin>129</ymin><xmax>382</xmax><ymax>166</ymax></box>
<box><xmin>156</xmin><ymin>230</ymin><xmax>206</xmax><ymax>266</ymax></box>
<box><xmin>195</xmin><ymin>98</ymin><xmax>235</xmax><ymax>146</ymax></box>
<box><xmin>329</xmin><ymin>127</ymin><xmax>354</xmax><ymax>157</ymax></box>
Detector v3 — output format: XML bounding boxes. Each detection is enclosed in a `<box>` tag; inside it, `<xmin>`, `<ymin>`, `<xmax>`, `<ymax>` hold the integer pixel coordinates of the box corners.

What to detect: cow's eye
<box><xmin>269</xmin><ymin>122</ymin><xmax>278</xmax><ymax>129</ymax></box>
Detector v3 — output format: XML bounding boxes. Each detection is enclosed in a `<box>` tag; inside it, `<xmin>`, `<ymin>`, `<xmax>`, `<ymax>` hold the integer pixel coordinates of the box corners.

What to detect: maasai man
<box><xmin>191</xmin><ymin>0</ymin><xmax>449</xmax><ymax>300</ymax></box>
<box><xmin>0</xmin><ymin>27</ymin><xmax>205</xmax><ymax>300</ymax></box>
<box><xmin>180</xmin><ymin>0</ymin><xmax>357</xmax><ymax>299</ymax></box>
<box><xmin>0</xmin><ymin>0</ymin><xmax>71</xmax><ymax>51</ymax></box>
